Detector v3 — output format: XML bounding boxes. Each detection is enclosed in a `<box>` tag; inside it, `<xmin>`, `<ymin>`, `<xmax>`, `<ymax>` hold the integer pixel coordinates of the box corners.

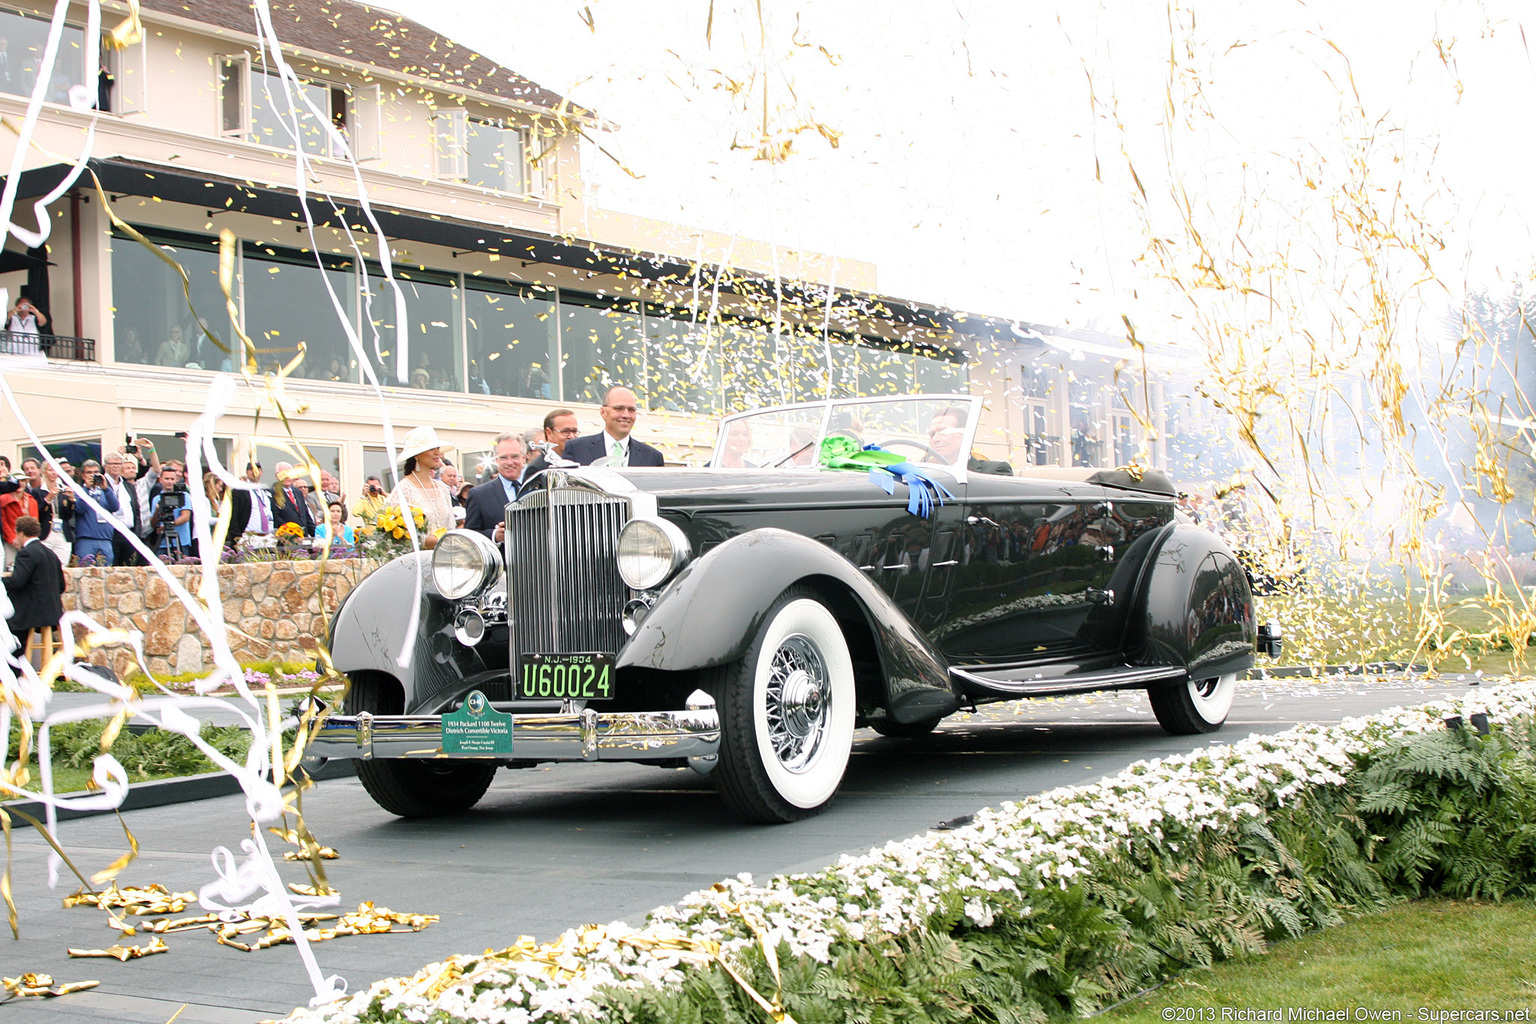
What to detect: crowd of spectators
<box><xmin>0</xmin><ymin>384</ymin><xmax>667</xmax><ymax>570</ymax></box>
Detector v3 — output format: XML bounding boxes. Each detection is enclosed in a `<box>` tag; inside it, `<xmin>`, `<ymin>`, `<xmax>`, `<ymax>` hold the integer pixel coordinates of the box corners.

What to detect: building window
<box><xmin>242</xmin><ymin>244</ymin><xmax>359</xmax><ymax>380</ymax></box>
<box><xmin>465</xmin><ymin>279</ymin><xmax>555</xmax><ymax>399</ymax></box>
<box><xmin>558</xmin><ymin>293</ymin><xmax>643</xmax><ymax>405</ymax></box>
<box><xmin>220</xmin><ymin>56</ymin><xmax>350</xmax><ymax>157</ymax></box>
<box><xmin>365</xmin><ymin>265</ymin><xmax>461</xmax><ymax>392</ymax></box>
<box><xmin>433</xmin><ymin>111</ymin><xmax>535</xmax><ymax>194</ymax></box>
<box><xmin>22</xmin><ymin>438</ymin><xmax>103</xmax><ymax>471</ymax></box>
<box><xmin>0</xmin><ymin>8</ymin><xmax>90</xmax><ymax>106</ymax></box>
<box><xmin>109</xmin><ymin>228</ymin><xmax>232</xmax><ymax>371</ymax></box>
<box><xmin>645</xmin><ymin>305</ymin><xmax>717</xmax><ymax>415</ymax></box>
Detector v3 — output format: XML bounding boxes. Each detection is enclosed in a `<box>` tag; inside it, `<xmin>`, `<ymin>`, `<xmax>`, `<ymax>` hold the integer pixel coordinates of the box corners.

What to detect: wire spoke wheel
<box><xmin>706</xmin><ymin>586</ymin><xmax>856</xmax><ymax>823</ymax></box>
<box><xmin>764</xmin><ymin>634</ymin><xmax>831</xmax><ymax>771</ymax></box>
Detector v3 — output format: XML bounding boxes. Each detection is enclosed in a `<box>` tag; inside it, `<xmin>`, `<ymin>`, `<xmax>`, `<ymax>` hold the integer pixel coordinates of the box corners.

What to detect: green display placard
<box><xmin>441</xmin><ymin>690</ymin><xmax>514</xmax><ymax>755</ymax></box>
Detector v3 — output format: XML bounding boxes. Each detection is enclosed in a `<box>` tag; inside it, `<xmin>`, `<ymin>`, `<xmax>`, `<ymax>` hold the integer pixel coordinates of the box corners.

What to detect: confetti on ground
<box><xmin>1</xmin><ymin>973</ymin><xmax>100</xmax><ymax>1000</ymax></box>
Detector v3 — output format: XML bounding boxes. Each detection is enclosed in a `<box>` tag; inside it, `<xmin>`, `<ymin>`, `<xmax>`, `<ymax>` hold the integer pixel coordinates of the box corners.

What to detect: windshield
<box><xmin>710</xmin><ymin>395</ymin><xmax>982</xmax><ymax>471</ymax></box>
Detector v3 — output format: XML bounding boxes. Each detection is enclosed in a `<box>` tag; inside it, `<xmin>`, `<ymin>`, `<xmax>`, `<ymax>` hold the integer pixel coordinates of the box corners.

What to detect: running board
<box><xmin>950</xmin><ymin>663</ymin><xmax>1187</xmax><ymax>699</ymax></box>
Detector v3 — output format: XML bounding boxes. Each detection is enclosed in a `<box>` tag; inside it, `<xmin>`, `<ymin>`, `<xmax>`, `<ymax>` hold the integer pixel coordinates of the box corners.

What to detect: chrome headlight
<box><xmin>616</xmin><ymin>517</ymin><xmax>691</xmax><ymax>590</ymax></box>
<box><xmin>432</xmin><ymin>529</ymin><xmax>503</xmax><ymax>600</ymax></box>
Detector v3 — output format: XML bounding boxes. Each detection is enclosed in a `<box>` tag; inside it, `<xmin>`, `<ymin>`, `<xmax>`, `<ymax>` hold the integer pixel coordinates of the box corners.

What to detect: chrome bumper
<box><xmin>302</xmin><ymin>690</ymin><xmax>719</xmax><ymax>774</ymax></box>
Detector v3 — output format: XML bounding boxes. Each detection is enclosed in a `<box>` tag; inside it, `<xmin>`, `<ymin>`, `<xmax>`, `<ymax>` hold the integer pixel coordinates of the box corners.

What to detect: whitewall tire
<box><xmin>1149</xmin><ymin>672</ymin><xmax>1237</xmax><ymax>735</ymax></box>
<box><xmin>706</xmin><ymin>587</ymin><xmax>856</xmax><ymax>822</ymax></box>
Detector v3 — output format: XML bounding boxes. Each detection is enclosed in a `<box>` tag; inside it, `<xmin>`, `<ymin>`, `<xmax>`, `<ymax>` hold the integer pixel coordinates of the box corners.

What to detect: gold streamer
<box><xmin>2</xmin><ymin>972</ymin><xmax>100</xmax><ymax>999</ymax></box>
<box><xmin>67</xmin><ymin>936</ymin><xmax>169</xmax><ymax>960</ymax></box>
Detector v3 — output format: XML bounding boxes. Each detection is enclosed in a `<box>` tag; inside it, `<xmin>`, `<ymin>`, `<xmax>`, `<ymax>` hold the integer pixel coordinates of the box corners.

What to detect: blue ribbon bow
<box><xmin>866</xmin><ymin>459</ymin><xmax>955</xmax><ymax>518</ymax></box>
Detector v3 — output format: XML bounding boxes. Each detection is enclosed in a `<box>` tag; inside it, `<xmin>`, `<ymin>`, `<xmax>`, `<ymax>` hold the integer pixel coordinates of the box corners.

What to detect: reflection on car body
<box><xmin>310</xmin><ymin>395</ymin><xmax>1282</xmax><ymax>823</ymax></box>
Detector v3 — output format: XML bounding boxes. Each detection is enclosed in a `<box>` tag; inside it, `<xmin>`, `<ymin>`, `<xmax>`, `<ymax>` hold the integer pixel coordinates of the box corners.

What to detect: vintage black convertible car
<box><xmin>305</xmin><ymin>395</ymin><xmax>1281</xmax><ymax>822</ymax></box>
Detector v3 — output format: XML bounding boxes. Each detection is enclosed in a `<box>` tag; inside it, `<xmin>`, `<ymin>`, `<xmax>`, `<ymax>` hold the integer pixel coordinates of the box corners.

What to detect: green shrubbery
<box><xmin>7</xmin><ymin>715</ymin><xmax>251</xmax><ymax>784</ymax></box>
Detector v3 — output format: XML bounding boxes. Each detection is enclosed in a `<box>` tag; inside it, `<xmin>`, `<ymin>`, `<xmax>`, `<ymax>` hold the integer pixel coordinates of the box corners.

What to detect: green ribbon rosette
<box><xmin>818</xmin><ymin>436</ymin><xmax>955</xmax><ymax>518</ymax></box>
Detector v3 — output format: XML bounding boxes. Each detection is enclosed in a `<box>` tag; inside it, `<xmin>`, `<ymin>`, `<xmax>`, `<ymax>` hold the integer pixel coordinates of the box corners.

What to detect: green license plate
<box><xmin>517</xmin><ymin>653</ymin><xmax>616</xmax><ymax>701</ymax></box>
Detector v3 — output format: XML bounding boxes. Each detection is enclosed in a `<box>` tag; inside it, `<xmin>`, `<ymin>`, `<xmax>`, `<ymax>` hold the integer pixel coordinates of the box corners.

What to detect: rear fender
<box><xmin>1130</xmin><ymin>523</ymin><xmax>1257</xmax><ymax>679</ymax></box>
<box><xmin>327</xmin><ymin>552</ymin><xmax>492</xmax><ymax>711</ymax></box>
<box><xmin>616</xmin><ymin>527</ymin><xmax>955</xmax><ymax>721</ymax></box>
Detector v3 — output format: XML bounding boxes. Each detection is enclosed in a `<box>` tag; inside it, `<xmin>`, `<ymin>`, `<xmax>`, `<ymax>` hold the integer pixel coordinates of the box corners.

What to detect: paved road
<box><xmin>1</xmin><ymin>677</ymin><xmax>1492</xmax><ymax>1023</ymax></box>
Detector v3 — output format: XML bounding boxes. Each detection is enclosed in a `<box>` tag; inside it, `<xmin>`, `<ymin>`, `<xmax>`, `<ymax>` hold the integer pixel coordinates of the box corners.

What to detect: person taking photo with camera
<box><xmin>65</xmin><ymin>459</ymin><xmax>121</xmax><ymax>566</ymax></box>
<box><xmin>146</xmin><ymin>464</ymin><xmax>191</xmax><ymax>560</ymax></box>
<box><xmin>351</xmin><ymin>474</ymin><xmax>388</xmax><ymax>526</ymax></box>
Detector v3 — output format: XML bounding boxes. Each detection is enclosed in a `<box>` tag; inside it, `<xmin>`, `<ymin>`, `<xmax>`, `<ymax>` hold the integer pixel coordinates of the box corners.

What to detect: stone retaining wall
<box><xmin>62</xmin><ymin>560</ymin><xmax>371</xmax><ymax>679</ymax></box>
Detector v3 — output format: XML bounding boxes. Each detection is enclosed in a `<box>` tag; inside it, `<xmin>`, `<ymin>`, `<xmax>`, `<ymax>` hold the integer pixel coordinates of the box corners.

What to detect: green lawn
<box><xmin>1104</xmin><ymin>900</ymin><xmax>1536</xmax><ymax>1021</ymax></box>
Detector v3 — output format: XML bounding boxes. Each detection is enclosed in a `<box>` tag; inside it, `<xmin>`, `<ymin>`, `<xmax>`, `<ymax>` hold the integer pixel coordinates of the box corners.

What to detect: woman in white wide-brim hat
<box><xmin>387</xmin><ymin>425</ymin><xmax>455</xmax><ymax>546</ymax></box>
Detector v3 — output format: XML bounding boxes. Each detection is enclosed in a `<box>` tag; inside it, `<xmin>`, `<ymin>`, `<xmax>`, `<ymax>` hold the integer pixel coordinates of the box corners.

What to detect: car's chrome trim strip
<box><xmin>951</xmin><ymin>664</ymin><xmax>1186</xmax><ymax>697</ymax></box>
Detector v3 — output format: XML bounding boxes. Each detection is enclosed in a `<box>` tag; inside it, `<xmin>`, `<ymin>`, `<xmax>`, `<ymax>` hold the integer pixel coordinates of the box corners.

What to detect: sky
<box><xmin>373</xmin><ymin>0</ymin><xmax>1536</xmax><ymax>342</ymax></box>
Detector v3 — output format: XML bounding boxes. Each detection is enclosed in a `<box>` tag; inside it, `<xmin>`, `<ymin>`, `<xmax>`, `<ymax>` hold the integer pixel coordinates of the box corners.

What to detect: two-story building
<box><xmin>0</xmin><ymin>0</ymin><xmax>1191</xmax><ymax>490</ymax></box>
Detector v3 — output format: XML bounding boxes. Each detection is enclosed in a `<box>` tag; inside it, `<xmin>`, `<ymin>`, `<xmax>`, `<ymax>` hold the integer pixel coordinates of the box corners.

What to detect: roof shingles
<box><xmin>139</xmin><ymin>0</ymin><xmax>575</xmax><ymax>112</ymax></box>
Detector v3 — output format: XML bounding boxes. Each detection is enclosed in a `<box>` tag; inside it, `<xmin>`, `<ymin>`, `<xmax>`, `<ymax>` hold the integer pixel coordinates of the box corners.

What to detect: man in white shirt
<box><xmin>242</xmin><ymin>462</ymin><xmax>275</xmax><ymax>547</ymax></box>
<box><xmin>102</xmin><ymin>450</ymin><xmax>143</xmax><ymax>566</ymax></box>
<box><xmin>563</xmin><ymin>387</ymin><xmax>665</xmax><ymax>467</ymax></box>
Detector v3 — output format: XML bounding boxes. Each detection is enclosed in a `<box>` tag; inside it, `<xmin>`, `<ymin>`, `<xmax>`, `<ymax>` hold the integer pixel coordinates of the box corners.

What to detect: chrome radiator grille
<box><xmin>506</xmin><ymin>485</ymin><xmax>631</xmax><ymax>660</ymax></box>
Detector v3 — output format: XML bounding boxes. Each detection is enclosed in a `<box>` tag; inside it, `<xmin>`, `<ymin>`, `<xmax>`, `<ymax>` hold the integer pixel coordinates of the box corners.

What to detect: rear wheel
<box><xmin>347</xmin><ymin>674</ymin><xmax>497</xmax><ymax>818</ymax></box>
<box><xmin>1149</xmin><ymin>672</ymin><xmax>1237</xmax><ymax>735</ymax></box>
<box><xmin>705</xmin><ymin>587</ymin><xmax>856</xmax><ymax>823</ymax></box>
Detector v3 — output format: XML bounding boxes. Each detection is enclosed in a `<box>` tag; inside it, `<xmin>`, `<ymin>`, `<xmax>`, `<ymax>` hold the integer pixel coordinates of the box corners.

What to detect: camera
<box><xmin>125</xmin><ymin>433</ymin><xmax>137</xmax><ymax>456</ymax></box>
<box><xmin>154</xmin><ymin>490</ymin><xmax>184</xmax><ymax>527</ymax></box>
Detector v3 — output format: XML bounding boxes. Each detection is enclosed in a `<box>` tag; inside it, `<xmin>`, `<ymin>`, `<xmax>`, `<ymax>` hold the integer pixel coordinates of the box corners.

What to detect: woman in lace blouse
<box><xmin>388</xmin><ymin>426</ymin><xmax>454</xmax><ymax>548</ymax></box>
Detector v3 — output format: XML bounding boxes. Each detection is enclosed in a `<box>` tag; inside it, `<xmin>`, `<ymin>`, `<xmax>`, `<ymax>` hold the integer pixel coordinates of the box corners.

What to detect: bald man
<box><xmin>563</xmin><ymin>386</ymin><xmax>664</xmax><ymax>468</ymax></box>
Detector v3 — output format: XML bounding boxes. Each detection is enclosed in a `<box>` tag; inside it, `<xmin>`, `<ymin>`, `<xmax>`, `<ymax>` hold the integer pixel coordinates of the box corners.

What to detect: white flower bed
<box><xmin>283</xmin><ymin>681</ymin><xmax>1536</xmax><ymax>1024</ymax></box>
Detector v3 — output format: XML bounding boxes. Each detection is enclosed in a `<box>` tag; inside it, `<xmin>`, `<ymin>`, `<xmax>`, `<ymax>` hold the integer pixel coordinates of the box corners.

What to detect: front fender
<box><xmin>1132</xmin><ymin>523</ymin><xmax>1257</xmax><ymax>678</ymax></box>
<box><xmin>328</xmin><ymin>553</ymin><xmax>493</xmax><ymax>711</ymax></box>
<box><xmin>617</xmin><ymin>527</ymin><xmax>954</xmax><ymax>719</ymax></box>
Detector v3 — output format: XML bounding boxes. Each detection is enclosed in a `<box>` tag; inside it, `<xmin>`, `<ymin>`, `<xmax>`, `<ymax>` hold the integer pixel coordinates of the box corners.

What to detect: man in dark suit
<box><xmin>271</xmin><ymin>461</ymin><xmax>315</xmax><ymax>537</ymax></box>
<box><xmin>564</xmin><ymin>386</ymin><xmax>665</xmax><ymax>468</ymax></box>
<box><xmin>224</xmin><ymin>464</ymin><xmax>255</xmax><ymax>552</ymax></box>
<box><xmin>5</xmin><ymin>515</ymin><xmax>64</xmax><ymax>655</ymax></box>
<box><xmin>519</xmin><ymin>408</ymin><xmax>579</xmax><ymax>491</ymax></box>
<box><xmin>464</xmin><ymin>431</ymin><xmax>527</xmax><ymax>543</ymax></box>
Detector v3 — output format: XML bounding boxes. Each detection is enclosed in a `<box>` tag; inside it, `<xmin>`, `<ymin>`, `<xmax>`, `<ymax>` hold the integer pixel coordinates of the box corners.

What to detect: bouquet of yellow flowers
<box><xmin>375</xmin><ymin>505</ymin><xmax>427</xmax><ymax>540</ymax></box>
<box><xmin>364</xmin><ymin>505</ymin><xmax>429</xmax><ymax>561</ymax></box>
<box><xmin>274</xmin><ymin>521</ymin><xmax>305</xmax><ymax>541</ymax></box>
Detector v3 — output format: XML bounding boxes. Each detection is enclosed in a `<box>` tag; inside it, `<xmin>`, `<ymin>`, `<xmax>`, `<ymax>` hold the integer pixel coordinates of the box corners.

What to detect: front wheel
<box><xmin>1148</xmin><ymin>672</ymin><xmax>1237</xmax><ymax>735</ymax></box>
<box><xmin>704</xmin><ymin>587</ymin><xmax>857</xmax><ymax>823</ymax></box>
<box><xmin>346</xmin><ymin>674</ymin><xmax>498</xmax><ymax>818</ymax></box>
